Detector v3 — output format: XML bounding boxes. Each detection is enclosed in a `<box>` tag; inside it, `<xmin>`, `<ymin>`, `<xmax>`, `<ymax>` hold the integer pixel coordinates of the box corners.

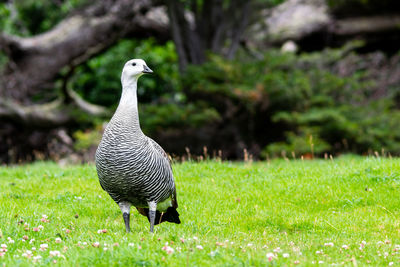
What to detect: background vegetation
<box><xmin>0</xmin><ymin>0</ymin><xmax>399</xmax><ymax>162</ymax></box>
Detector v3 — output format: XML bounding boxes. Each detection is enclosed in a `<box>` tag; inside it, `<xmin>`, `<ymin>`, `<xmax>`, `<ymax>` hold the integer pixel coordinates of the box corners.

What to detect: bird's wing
<box><xmin>147</xmin><ymin>137</ymin><xmax>172</xmax><ymax>168</ymax></box>
<box><xmin>147</xmin><ymin>137</ymin><xmax>178</xmax><ymax>207</ymax></box>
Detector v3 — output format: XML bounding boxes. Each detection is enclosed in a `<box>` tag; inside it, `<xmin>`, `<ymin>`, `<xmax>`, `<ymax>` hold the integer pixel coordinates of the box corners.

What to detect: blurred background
<box><xmin>0</xmin><ymin>0</ymin><xmax>399</xmax><ymax>164</ymax></box>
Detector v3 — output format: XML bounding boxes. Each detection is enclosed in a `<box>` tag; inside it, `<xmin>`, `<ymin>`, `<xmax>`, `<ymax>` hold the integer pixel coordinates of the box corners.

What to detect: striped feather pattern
<box><xmin>95</xmin><ymin>63</ymin><xmax>177</xmax><ymax>214</ymax></box>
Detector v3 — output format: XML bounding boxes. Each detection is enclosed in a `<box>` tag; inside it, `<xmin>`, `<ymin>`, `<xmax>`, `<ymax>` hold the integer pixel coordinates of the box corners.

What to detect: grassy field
<box><xmin>0</xmin><ymin>156</ymin><xmax>400</xmax><ymax>266</ymax></box>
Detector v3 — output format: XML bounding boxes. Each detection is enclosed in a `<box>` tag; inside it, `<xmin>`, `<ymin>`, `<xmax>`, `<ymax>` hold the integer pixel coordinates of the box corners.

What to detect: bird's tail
<box><xmin>137</xmin><ymin>207</ymin><xmax>181</xmax><ymax>225</ymax></box>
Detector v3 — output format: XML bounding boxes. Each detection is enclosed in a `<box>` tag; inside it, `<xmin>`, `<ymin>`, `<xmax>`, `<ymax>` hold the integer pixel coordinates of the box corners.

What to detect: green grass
<box><xmin>1</xmin><ymin>156</ymin><xmax>400</xmax><ymax>266</ymax></box>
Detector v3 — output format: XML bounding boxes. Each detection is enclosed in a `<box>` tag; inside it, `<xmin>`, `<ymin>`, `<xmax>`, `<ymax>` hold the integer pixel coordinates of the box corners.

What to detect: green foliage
<box><xmin>71</xmin><ymin>39</ymin><xmax>179</xmax><ymax>107</ymax></box>
<box><xmin>1</xmin><ymin>158</ymin><xmax>400</xmax><ymax>265</ymax></box>
<box><xmin>181</xmin><ymin>46</ymin><xmax>400</xmax><ymax>157</ymax></box>
<box><xmin>0</xmin><ymin>0</ymin><xmax>88</xmax><ymax>35</ymax></box>
<box><xmin>140</xmin><ymin>103</ymin><xmax>220</xmax><ymax>135</ymax></box>
<box><xmin>73</xmin><ymin>127</ymin><xmax>102</xmax><ymax>151</ymax></box>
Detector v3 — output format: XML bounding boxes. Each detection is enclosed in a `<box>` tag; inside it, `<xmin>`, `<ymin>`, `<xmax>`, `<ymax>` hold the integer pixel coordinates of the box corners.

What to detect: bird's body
<box><xmin>95</xmin><ymin>59</ymin><xmax>180</xmax><ymax>232</ymax></box>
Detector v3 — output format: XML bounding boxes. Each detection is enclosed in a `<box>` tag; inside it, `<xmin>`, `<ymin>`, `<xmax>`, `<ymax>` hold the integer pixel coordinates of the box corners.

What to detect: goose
<box><xmin>95</xmin><ymin>59</ymin><xmax>180</xmax><ymax>232</ymax></box>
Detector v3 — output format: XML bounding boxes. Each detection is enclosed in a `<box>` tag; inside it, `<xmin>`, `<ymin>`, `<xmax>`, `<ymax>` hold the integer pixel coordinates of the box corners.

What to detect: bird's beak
<box><xmin>142</xmin><ymin>65</ymin><xmax>153</xmax><ymax>74</ymax></box>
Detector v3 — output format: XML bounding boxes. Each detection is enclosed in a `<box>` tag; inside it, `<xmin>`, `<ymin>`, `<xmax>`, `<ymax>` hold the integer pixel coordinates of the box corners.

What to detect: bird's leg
<box><xmin>123</xmin><ymin>212</ymin><xmax>130</xmax><ymax>233</ymax></box>
<box><xmin>118</xmin><ymin>201</ymin><xmax>132</xmax><ymax>233</ymax></box>
<box><xmin>148</xmin><ymin>201</ymin><xmax>157</xmax><ymax>233</ymax></box>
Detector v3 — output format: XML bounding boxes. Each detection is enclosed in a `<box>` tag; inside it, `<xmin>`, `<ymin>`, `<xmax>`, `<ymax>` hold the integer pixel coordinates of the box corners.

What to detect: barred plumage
<box><xmin>95</xmin><ymin>59</ymin><xmax>180</xmax><ymax>233</ymax></box>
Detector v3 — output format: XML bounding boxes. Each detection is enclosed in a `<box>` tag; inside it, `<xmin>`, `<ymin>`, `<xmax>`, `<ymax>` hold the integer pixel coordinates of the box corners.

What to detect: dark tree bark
<box><xmin>0</xmin><ymin>0</ymin><xmax>169</xmax><ymax>114</ymax></box>
<box><xmin>166</xmin><ymin>0</ymin><xmax>253</xmax><ymax>72</ymax></box>
<box><xmin>0</xmin><ymin>0</ymin><xmax>170</xmax><ymax>163</ymax></box>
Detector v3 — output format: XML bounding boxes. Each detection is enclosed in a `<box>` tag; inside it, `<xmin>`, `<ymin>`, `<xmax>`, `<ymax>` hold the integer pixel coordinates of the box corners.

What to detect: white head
<box><xmin>121</xmin><ymin>59</ymin><xmax>153</xmax><ymax>87</ymax></box>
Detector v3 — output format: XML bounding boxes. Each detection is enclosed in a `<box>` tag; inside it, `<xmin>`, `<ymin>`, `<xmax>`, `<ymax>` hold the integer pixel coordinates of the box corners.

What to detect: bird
<box><xmin>95</xmin><ymin>59</ymin><xmax>180</xmax><ymax>233</ymax></box>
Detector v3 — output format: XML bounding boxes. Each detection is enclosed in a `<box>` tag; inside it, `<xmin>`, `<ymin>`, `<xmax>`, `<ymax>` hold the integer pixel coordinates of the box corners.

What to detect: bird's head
<box><xmin>121</xmin><ymin>59</ymin><xmax>153</xmax><ymax>86</ymax></box>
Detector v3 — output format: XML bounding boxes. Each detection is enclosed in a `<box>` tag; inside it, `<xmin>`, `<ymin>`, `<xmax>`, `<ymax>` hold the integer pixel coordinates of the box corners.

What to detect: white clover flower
<box><xmin>33</xmin><ymin>255</ymin><xmax>42</xmax><ymax>262</ymax></box>
<box><xmin>266</xmin><ymin>252</ymin><xmax>277</xmax><ymax>261</ymax></box>
<box><xmin>283</xmin><ymin>253</ymin><xmax>290</xmax><ymax>258</ymax></box>
<box><xmin>162</xmin><ymin>245</ymin><xmax>174</xmax><ymax>254</ymax></box>
<box><xmin>196</xmin><ymin>245</ymin><xmax>204</xmax><ymax>250</ymax></box>
<box><xmin>39</xmin><ymin>244</ymin><xmax>48</xmax><ymax>251</ymax></box>
<box><xmin>324</xmin><ymin>242</ymin><xmax>334</xmax><ymax>247</ymax></box>
<box><xmin>49</xmin><ymin>250</ymin><xmax>61</xmax><ymax>257</ymax></box>
<box><xmin>55</xmin><ymin>238</ymin><xmax>62</xmax><ymax>243</ymax></box>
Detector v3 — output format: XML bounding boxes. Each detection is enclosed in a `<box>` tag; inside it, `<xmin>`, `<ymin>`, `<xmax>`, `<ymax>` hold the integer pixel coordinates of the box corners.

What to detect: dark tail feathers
<box><xmin>137</xmin><ymin>207</ymin><xmax>181</xmax><ymax>225</ymax></box>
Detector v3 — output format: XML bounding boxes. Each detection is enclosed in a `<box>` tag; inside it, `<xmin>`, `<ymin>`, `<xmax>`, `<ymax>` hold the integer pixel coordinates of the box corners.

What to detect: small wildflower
<box><xmin>196</xmin><ymin>245</ymin><xmax>204</xmax><ymax>250</ymax></box>
<box><xmin>318</xmin><ymin>261</ymin><xmax>324</xmax><ymax>264</ymax></box>
<box><xmin>30</xmin><ymin>239</ymin><xmax>35</xmax><ymax>244</ymax></box>
<box><xmin>33</xmin><ymin>227</ymin><xmax>39</xmax><ymax>232</ymax></box>
<box><xmin>32</xmin><ymin>247</ymin><xmax>36</xmax><ymax>251</ymax></box>
<box><xmin>283</xmin><ymin>253</ymin><xmax>290</xmax><ymax>258</ymax></box>
<box><xmin>384</xmin><ymin>252</ymin><xmax>389</xmax><ymax>257</ymax></box>
<box><xmin>266</xmin><ymin>252</ymin><xmax>277</xmax><ymax>261</ymax></box>
<box><xmin>41</xmin><ymin>215</ymin><xmax>49</xmax><ymax>223</ymax></box>
<box><xmin>180</xmin><ymin>238</ymin><xmax>185</xmax><ymax>243</ymax></box>
<box><xmin>377</xmin><ymin>241</ymin><xmax>384</xmax><ymax>246</ymax></box>
<box><xmin>294</xmin><ymin>260</ymin><xmax>300</xmax><ymax>264</ymax></box>
<box><xmin>22</xmin><ymin>250</ymin><xmax>33</xmax><ymax>258</ymax></box>
<box><xmin>83</xmin><ymin>242</ymin><xmax>87</xmax><ymax>246</ymax></box>
<box><xmin>193</xmin><ymin>236</ymin><xmax>198</xmax><ymax>241</ymax></box>
<box><xmin>273</xmin><ymin>247</ymin><xmax>281</xmax><ymax>253</ymax></box>
<box><xmin>65</xmin><ymin>229</ymin><xmax>71</xmax><ymax>234</ymax></box>
<box><xmin>40</xmin><ymin>244</ymin><xmax>48</xmax><ymax>251</ymax></box>
<box><xmin>103</xmin><ymin>247</ymin><xmax>108</xmax><ymax>251</ymax></box>
<box><xmin>389</xmin><ymin>262</ymin><xmax>394</xmax><ymax>266</ymax></box>
<box><xmin>162</xmin><ymin>245</ymin><xmax>174</xmax><ymax>254</ymax></box>
<box><xmin>316</xmin><ymin>250</ymin><xmax>323</xmax><ymax>255</ymax></box>
<box><xmin>38</xmin><ymin>225</ymin><xmax>44</xmax><ymax>230</ymax></box>
<box><xmin>92</xmin><ymin>242</ymin><xmax>100</xmax><ymax>248</ymax></box>
<box><xmin>324</xmin><ymin>242</ymin><xmax>334</xmax><ymax>247</ymax></box>
<box><xmin>22</xmin><ymin>235</ymin><xmax>29</xmax><ymax>240</ymax></box>
<box><xmin>0</xmin><ymin>252</ymin><xmax>5</xmax><ymax>257</ymax></box>
<box><xmin>55</xmin><ymin>237</ymin><xmax>62</xmax><ymax>243</ymax></box>
<box><xmin>49</xmin><ymin>250</ymin><xmax>61</xmax><ymax>257</ymax></box>
<box><xmin>247</xmin><ymin>243</ymin><xmax>253</xmax><ymax>247</ymax></box>
<box><xmin>113</xmin><ymin>243</ymin><xmax>119</xmax><ymax>247</ymax></box>
<box><xmin>7</xmin><ymin>237</ymin><xmax>14</xmax><ymax>243</ymax></box>
<box><xmin>128</xmin><ymin>243</ymin><xmax>134</xmax><ymax>247</ymax></box>
<box><xmin>385</xmin><ymin>239</ymin><xmax>391</xmax><ymax>244</ymax></box>
<box><xmin>216</xmin><ymin>242</ymin><xmax>224</xmax><ymax>247</ymax></box>
<box><xmin>1</xmin><ymin>244</ymin><xmax>7</xmax><ymax>249</ymax></box>
<box><xmin>33</xmin><ymin>255</ymin><xmax>42</xmax><ymax>262</ymax></box>
<box><xmin>342</xmin><ymin>245</ymin><xmax>349</xmax><ymax>250</ymax></box>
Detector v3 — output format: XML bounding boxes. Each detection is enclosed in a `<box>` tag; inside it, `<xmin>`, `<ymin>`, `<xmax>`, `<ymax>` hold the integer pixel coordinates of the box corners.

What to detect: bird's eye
<box><xmin>132</xmin><ymin>63</ymin><xmax>136</xmax><ymax>66</ymax></box>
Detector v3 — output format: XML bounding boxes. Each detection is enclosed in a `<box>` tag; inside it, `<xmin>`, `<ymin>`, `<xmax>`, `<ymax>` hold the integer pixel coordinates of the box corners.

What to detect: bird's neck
<box><xmin>115</xmin><ymin>79</ymin><xmax>141</xmax><ymax>130</ymax></box>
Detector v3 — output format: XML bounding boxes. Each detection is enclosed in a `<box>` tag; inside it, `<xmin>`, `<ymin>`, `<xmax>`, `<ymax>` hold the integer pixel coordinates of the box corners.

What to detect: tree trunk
<box><xmin>166</xmin><ymin>0</ymin><xmax>254</xmax><ymax>72</ymax></box>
